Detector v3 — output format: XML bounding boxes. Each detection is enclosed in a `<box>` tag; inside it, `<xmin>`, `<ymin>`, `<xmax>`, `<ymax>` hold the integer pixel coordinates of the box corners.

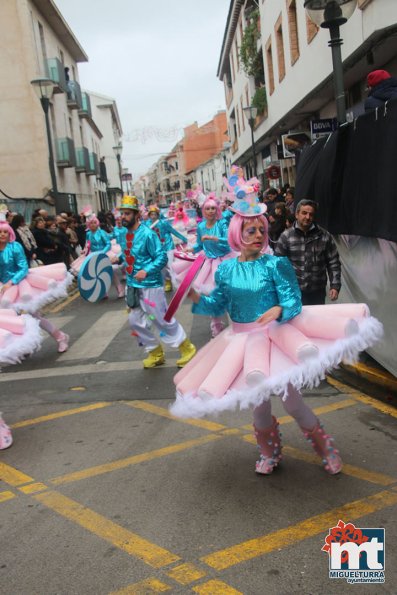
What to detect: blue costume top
<box><xmin>222</xmin><ymin>209</ymin><xmax>234</xmax><ymax>227</ymax></box>
<box><xmin>151</xmin><ymin>218</ymin><xmax>187</xmax><ymax>251</ymax></box>
<box><xmin>192</xmin><ymin>254</ymin><xmax>302</xmax><ymax>323</ymax></box>
<box><xmin>193</xmin><ymin>219</ymin><xmax>232</xmax><ymax>259</ymax></box>
<box><xmin>111</xmin><ymin>226</ymin><xmax>127</xmax><ymax>251</ymax></box>
<box><xmin>86</xmin><ymin>229</ymin><xmax>111</xmax><ymax>253</ymax></box>
<box><xmin>124</xmin><ymin>223</ymin><xmax>167</xmax><ymax>289</ymax></box>
<box><xmin>0</xmin><ymin>242</ymin><xmax>28</xmax><ymax>285</ymax></box>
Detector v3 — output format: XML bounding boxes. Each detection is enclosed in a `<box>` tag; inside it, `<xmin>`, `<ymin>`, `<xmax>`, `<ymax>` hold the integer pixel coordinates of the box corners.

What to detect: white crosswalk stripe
<box><xmin>1</xmin><ymin>302</ymin><xmax>196</xmax><ymax>380</ymax></box>
<box><xmin>58</xmin><ymin>310</ymin><xmax>128</xmax><ymax>361</ymax></box>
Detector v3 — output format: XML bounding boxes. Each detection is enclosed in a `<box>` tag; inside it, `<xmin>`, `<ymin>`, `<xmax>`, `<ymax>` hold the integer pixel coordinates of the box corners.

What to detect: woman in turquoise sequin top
<box><xmin>171</xmin><ymin>194</ymin><xmax>382</xmax><ymax>477</ymax></box>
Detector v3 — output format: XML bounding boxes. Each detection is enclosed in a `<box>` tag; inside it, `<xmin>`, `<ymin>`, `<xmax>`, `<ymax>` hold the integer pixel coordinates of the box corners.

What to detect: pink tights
<box><xmin>253</xmin><ymin>383</ymin><xmax>317</xmax><ymax>431</ymax></box>
<box><xmin>33</xmin><ymin>313</ymin><xmax>62</xmax><ymax>341</ymax></box>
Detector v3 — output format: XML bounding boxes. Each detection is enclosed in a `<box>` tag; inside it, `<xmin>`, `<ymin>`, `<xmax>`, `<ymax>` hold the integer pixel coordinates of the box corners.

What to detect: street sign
<box><xmin>281</xmin><ymin>132</ymin><xmax>311</xmax><ymax>158</ymax></box>
<box><xmin>310</xmin><ymin>118</ymin><xmax>337</xmax><ymax>140</ymax></box>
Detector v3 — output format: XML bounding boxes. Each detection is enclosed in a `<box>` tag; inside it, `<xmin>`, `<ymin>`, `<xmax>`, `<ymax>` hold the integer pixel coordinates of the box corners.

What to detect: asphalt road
<box><xmin>0</xmin><ymin>288</ymin><xmax>396</xmax><ymax>595</ymax></box>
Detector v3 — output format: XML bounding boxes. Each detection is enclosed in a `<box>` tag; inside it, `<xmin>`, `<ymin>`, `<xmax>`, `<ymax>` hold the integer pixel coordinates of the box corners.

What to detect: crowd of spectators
<box><xmin>261</xmin><ymin>184</ymin><xmax>296</xmax><ymax>251</ymax></box>
<box><xmin>4</xmin><ymin>208</ymin><xmax>115</xmax><ymax>270</ymax></box>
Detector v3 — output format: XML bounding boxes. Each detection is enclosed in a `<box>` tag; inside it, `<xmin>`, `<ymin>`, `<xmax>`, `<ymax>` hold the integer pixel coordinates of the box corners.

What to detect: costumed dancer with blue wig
<box><xmin>119</xmin><ymin>195</ymin><xmax>196</xmax><ymax>369</ymax></box>
<box><xmin>171</xmin><ymin>175</ymin><xmax>383</xmax><ymax>477</ymax></box>
<box><xmin>147</xmin><ymin>204</ymin><xmax>188</xmax><ymax>292</ymax></box>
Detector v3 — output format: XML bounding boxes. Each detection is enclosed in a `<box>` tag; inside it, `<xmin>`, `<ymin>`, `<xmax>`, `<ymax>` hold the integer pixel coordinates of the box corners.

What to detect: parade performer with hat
<box><xmin>171</xmin><ymin>180</ymin><xmax>383</xmax><ymax>477</ymax></box>
<box><xmin>0</xmin><ymin>217</ymin><xmax>70</xmax><ymax>354</ymax></box>
<box><xmin>148</xmin><ymin>205</ymin><xmax>188</xmax><ymax>292</ymax></box>
<box><xmin>175</xmin><ymin>193</ymin><xmax>235</xmax><ymax>337</ymax></box>
<box><xmin>119</xmin><ymin>195</ymin><xmax>196</xmax><ymax>369</ymax></box>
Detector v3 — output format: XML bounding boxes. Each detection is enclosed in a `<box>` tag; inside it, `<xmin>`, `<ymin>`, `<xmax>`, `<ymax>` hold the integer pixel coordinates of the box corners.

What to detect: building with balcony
<box><xmin>143</xmin><ymin>112</ymin><xmax>230</xmax><ymax>205</ymax></box>
<box><xmin>88</xmin><ymin>91</ymin><xmax>123</xmax><ymax>210</ymax></box>
<box><xmin>218</xmin><ymin>0</ymin><xmax>397</xmax><ymax>189</ymax></box>
<box><xmin>0</xmin><ymin>0</ymin><xmax>123</xmax><ymax>215</ymax></box>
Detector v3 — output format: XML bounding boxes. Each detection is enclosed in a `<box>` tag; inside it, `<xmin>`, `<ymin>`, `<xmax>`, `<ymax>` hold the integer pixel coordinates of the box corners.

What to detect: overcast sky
<box><xmin>54</xmin><ymin>0</ymin><xmax>230</xmax><ymax>179</ymax></box>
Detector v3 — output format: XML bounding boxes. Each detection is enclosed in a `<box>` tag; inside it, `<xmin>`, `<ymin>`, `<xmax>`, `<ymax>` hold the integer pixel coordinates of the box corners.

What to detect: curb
<box><xmin>341</xmin><ymin>362</ymin><xmax>397</xmax><ymax>394</ymax></box>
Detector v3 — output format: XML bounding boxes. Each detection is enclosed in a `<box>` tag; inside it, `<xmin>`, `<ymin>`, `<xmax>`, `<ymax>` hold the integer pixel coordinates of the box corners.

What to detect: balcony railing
<box><xmin>56</xmin><ymin>137</ymin><xmax>76</xmax><ymax>168</ymax></box>
<box><xmin>67</xmin><ymin>80</ymin><xmax>83</xmax><ymax>110</ymax></box>
<box><xmin>87</xmin><ymin>152</ymin><xmax>99</xmax><ymax>176</ymax></box>
<box><xmin>78</xmin><ymin>92</ymin><xmax>92</xmax><ymax>119</ymax></box>
<box><xmin>75</xmin><ymin>147</ymin><xmax>90</xmax><ymax>173</ymax></box>
<box><xmin>47</xmin><ymin>58</ymin><xmax>67</xmax><ymax>94</ymax></box>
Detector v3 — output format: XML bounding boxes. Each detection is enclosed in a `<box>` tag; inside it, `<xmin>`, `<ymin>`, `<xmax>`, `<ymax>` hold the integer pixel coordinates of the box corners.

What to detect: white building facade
<box><xmin>218</xmin><ymin>0</ymin><xmax>397</xmax><ymax>188</ymax></box>
<box><xmin>0</xmin><ymin>0</ymin><xmax>124</xmax><ymax>216</ymax></box>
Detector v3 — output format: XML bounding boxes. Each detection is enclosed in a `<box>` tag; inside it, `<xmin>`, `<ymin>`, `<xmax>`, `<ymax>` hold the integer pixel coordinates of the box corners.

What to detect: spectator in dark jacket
<box><xmin>11</xmin><ymin>214</ymin><xmax>38</xmax><ymax>263</ymax></box>
<box><xmin>32</xmin><ymin>217</ymin><xmax>59</xmax><ymax>265</ymax></box>
<box><xmin>275</xmin><ymin>199</ymin><xmax>341</xmax><ymax>305</ymax></box>
<box><xmin>364</xmin><ymin>69</ymin><xmax>397</xmax><ymax>112</ymax></box>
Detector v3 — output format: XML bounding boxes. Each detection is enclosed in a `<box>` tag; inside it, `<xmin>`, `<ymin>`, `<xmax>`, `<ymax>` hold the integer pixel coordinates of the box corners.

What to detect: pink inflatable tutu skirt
<box><xmin>71</xmin><ymin>241</ymin><xmax>122</xmax><ymax>275</ymax></box>
<box><xmin>171</xmin><ymin>303</ymin><xmax>383</xmax><ymax>418</ymax></box>
<box><xmin>0</xmin><ymin>309</ymin><xmax>42</xmax><ymax>365</ymax></box>
<box><xmin>172</xmin><ymin>252</ymin><xmax>236</xmax><ymax>295</ymax></box>
<box><xmin>0</xmin><ymin>263</ymin><xmax>73</xmax><ymax>314</ymax></box>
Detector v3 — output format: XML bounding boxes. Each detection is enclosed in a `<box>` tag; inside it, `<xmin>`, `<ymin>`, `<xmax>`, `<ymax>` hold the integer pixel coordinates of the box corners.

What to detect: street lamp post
<box><xmin>31</xmin><ymin>78</ymin><xmax>60</xmax><ymax>211</ymax></box>
<box><xmin>304</xmin><ymin>0</ymin><xmax>358</xmax><ymax>125</ymax></box>
<box><xmin>112</xmin><ymin>142</ymin><xmax>123</xmax><ymax>195</ymax></box>
<box><xmin>242</xmin><ymin>106</ymin><xmax>258</xmax><ymax>178</ymax></box>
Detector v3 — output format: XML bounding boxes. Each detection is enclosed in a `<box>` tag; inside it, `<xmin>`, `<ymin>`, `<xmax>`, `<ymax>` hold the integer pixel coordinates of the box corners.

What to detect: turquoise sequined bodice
<box><xmin>192</xmin><ymin>254</ymin><xmax>302</xmax><ymax>323</ymax></box>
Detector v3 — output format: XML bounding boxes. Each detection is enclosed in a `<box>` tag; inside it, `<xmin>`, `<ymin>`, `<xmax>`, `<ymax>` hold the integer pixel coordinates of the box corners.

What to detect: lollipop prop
<box><xmin>78</xmin><ymin>252</ymin><xmax>113</xmax><ymax>302</ymax></box>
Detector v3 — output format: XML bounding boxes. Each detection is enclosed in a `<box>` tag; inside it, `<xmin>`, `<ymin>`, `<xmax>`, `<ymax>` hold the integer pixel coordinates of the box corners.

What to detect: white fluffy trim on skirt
<box><xmin>6</xmin><ymin>273</ymin><xmax>74</xmax><ymax>314</ymax></box>
<box><xmin>0</xmin><ymin>314</ymin><xmax>42</xmax><ymax>366</ymax></box>
<box><xmin>170</xmin><ymin>312</ymin><xmax>383</xmax><ymax>419</ymax></box>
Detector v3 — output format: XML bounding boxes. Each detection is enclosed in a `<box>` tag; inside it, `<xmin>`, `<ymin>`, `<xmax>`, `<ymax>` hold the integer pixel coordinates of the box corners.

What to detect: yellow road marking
<box><xmin>202</xmin><ymin>488</ymin><xmax>397</xmax><ymax>570</ymax></box>
<box><xmin>165</xmin><ymin>562</ymin><xmax>206</xmax><ymax>585</ymax></box>
<box><xmin>192</xmin><ymin>579</ymin><xmax>243</xmax><ymax>594</ymax></box>
<box><xmin>51</xmin><ymin>434</ymin><xmax>224</xmax><ymax>486</ymax></box>
<box><xmin>241</xmin><ymin>435</ymin><xmax>396</xmax><ymax>486</ymax></box>
<box><xmin>0</xmin><ymin>462</ymin><xmax>34</xmax><ymax>486</ymax></box>
<box><xmin>0</xmin><ymin>490</ymin><xmax>16</xmax><ymax>503</ymax></box>
<box><xmin>11</xmin><ymin>402</ymin><xmax>112</xmax><ymax>429</ymax></box>
<box><xmin>220</xmin><ymin>428</ymin><xmax>242</xmax><ymax>436</ymax></box>
<box><xmin>240</xmin><ymin>398</ymin><xmax>357</xmax><ymax>431</ymax></box>
<box><xmin>342</xmin><ymin>362</ymin><xmax>397</xmax><ymax>392</ymax></box>
<box><xmin>110</xmin><ymin>578</ymin><xmax>172</xmax><ymax>594</ymax></box>
<box><xmin>123</xmin><ymin>400</ymin><xmax>227</xmax><ymax>432</ymax></box>
<box><xmin>45</xmin><ymin>289</ymin><xmax>80</xmax><ymax>314</ymax></box>
<box><xmin>283</xmin><ymin>445</ymin><xmax>396</xmax><ymax>486</ymax></box>
<box><xmin>327</xmin><ymin>377</ymin><xmax>397</xmax><ymax>419</ymax></box>
<box><xmin>18</xmin><ymin>482</ymin><xmax>48</xmax><ymax>494</ymax></box>
<box><xmin>34</xmin><ymin>491</ymin><xmax>180</xmax><ymax>568</ymax></box>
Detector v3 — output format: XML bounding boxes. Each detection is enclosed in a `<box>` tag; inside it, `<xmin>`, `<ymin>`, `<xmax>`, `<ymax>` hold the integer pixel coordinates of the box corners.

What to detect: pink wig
<box><xmin>0</xmin><ymin>221</ymin><xmax>16</xmax><ymax>242</ymax></box>
<box><xmin>228</xmin><ymin>213</ymin><xmax>269</xmax><ymax>253</ymax></box>
<box><xmin>202</xmin><ymin>196</ymin><xmax>222</xmax><ymax>220</ymax></box>
<box><xmin>86</xmin><ymin>216</ymin><xmax>100</xmax><ymax>230</ymax></box>
<box><xmin>173</xmin><ymin>207</ymin><xmax>189</xmax><ymax>226</ymax></box>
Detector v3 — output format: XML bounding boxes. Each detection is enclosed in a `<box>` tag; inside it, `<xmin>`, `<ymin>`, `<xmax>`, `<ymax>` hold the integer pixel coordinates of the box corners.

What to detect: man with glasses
<box><xmin>274</xmin><ymin>200</ymin><xmax>341</xmax><ymax>305</ymax></box>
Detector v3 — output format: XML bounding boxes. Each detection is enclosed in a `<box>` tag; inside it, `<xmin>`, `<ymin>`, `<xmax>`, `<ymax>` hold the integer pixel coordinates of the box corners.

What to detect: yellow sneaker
<box><xmin>143</xmin><ymin>345</ymin><xmax>165</xmax><ymax>368</ymax></box>
<box><xmin>164</xmin><ymin>279</ymin><xmax>173</xmax><ymax>292</ymax></box>
<box><xmin>176</xmin><ymin>338</ymin><xmax>196</xmax><ymax>367</ymax></box>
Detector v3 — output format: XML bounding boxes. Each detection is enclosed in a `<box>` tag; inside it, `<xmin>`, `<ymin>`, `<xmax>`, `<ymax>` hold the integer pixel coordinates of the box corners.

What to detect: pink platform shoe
<box><xmin>56</xmin><ymin>332</ymin><xmax>69</xmax><ymax>353</ymax></box>
<box><xmin>302</xmin><ymin>422</ymin><xmax>342</xmax><ymax>475</ymax></box>
<box><xmin>254</xmin><ymin>416</ymin><xmax>282</xmax><ymax>475</ymax></box>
